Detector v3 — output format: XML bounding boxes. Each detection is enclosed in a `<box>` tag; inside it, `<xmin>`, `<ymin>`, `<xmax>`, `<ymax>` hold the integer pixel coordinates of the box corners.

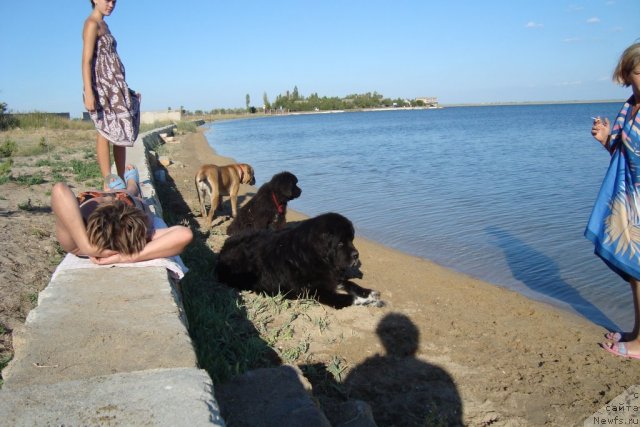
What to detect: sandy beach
<box><xmin>156</xmin><ymin>127</ymin><xmax>640</xmax><ymax>426</ymax></box>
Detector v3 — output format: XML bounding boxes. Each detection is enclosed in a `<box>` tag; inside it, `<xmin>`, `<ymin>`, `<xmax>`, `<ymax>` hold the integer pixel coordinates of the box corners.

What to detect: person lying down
<box><xmin>51</xmin><ymin>164</ymin><xmax>192</xmax><ymax>265</ymax></box>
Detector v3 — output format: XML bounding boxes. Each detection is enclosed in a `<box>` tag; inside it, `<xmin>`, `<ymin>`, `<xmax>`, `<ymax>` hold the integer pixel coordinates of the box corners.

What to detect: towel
<box><xmin>585</xmin><ymin>95</ymin><xmax>640</xmax><ymax>280</ymax></box>
<box><xmin>52</xmin><ymin>216</ymin><xmax>188</xmax><ymax>281</ymax></box>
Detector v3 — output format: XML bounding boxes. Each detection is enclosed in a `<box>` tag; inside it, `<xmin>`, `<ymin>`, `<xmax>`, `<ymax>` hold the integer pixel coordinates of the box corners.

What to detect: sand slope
<box><xmin>158</xmin><ymin>128</ymin><xmax>640</xmax><ymax>426</ymax></box>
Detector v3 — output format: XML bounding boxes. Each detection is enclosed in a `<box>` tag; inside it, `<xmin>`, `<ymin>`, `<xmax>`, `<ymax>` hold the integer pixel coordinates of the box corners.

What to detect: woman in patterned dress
<box><xmin>82</xmin><ymin>0</ymin><xmax>140</xmax><ymax>191</ymax></box>
<box><xmin>586</xmin><ymin>42</ymin><xmax>640</xmax><ymax>359</ymax></box>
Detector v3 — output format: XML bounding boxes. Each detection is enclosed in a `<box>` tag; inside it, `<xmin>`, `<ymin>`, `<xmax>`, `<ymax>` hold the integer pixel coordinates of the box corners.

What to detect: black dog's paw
<box><xmin>353</xmin><ymin>290</ymin><xmax>384</xmax><ymax>307</ymax></box>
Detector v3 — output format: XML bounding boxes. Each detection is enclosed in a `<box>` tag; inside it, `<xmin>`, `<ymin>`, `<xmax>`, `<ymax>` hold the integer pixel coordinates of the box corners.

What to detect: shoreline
<box><xmin>167</xmin><ymin>127</ymin><xmax>640</xmax><ymax>425</ymax></box>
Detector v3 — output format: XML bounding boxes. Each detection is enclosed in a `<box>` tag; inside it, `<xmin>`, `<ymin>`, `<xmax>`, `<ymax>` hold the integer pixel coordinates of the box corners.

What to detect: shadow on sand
<box><xmin>305</xmin><ymin>313</ymin><xmax>463</xmax><ymax>426</ymax></box>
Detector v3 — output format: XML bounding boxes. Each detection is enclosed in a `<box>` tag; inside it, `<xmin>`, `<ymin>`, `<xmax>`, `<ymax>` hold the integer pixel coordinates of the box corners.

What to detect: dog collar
<box><xmin>271</xmin><ymin>191</ymin><xmax>284</xmax><ymax>214</ymax></box>
<box><xmin>235</xmin><ymin>165</ymin><xmax>244</xmax><ymax>182</ymax></box>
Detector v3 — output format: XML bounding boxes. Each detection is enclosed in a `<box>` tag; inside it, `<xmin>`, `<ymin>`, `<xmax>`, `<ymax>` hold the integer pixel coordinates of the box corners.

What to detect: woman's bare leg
<box><xmin>113</xmin><ymin>145</ymin><xmax>126</xmax><ymax>180</ymax></box>
<box><xmin>629</xmin><ymin>279</ymin><xmax>640</xmax><ymax>340</ymax></box>
<box><xmin>51</xmin><ymin>182</ymin><xmax>91</xmax><ymax>255</ymax></box>
<box><xmin>97</xmin><ymin>133</ymin><xmax>111</xmax><ymax>189</ymax></box>
<box><xmin>51</xmin><ymin>182</ymin><xmax>117</xmax><ymax>258</ymax></box>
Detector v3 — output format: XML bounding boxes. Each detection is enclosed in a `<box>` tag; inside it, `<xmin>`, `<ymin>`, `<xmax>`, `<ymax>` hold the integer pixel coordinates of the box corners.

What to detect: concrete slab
<box><xmin>3</xmin><ymin>267</ymin><xmax>197</xmax><ymax>389</ymax></box>
<box><xmin>0</xmin><ymin>367</ymin><xmax>225</xmax><ymax>426</ymax></box>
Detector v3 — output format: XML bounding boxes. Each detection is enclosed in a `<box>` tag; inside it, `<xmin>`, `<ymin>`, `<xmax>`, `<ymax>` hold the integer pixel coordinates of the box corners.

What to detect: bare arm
<box><xmin>90</xmin><ymin>225</ymin><xmax>193</xmax><ymax>265</ymax></box>
<box><xmin>82</xmin><ymin>18</ymin><xmax>99</xmax><ymax>111</ymax></box>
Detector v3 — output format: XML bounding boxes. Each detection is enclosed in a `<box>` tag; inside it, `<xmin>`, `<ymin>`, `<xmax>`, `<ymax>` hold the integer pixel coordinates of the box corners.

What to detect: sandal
<box><xmin>600</xmin><ymin>341</ymin><xmax>640</xmax><ymax>360</ymax></box>
<box><xmin>124</xmin><ymin>164</ymin><xmax>142</xmax><ymax>195</ymax></box>
<box><xmin>104</xmin><ymin>173</ymin><xmax>126</xmax><ymax>191</ymax></box>
<box><xmin>604</xmin><ymin>332</ymin><xmax>623</xmax><ymax>342</ymax></box>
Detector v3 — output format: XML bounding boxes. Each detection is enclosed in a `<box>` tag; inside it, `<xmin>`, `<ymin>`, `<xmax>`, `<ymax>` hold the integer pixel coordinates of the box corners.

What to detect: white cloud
<box><xmin>611</xmin><ymin>26</ymin><xmax>624</xmax><ymax>32</ymax></box>
<box><xmin>568</xmin><ymin>4</ymin><xmax>584</xmax><ymax>12</ymax></box>
<box><xmin>586</xmin><ymin>17</ymin><xmax>601</xmax><ymax>24</ymax></box>
<box><xmin>525</xmin><ymin>21</ymin><xmax>544</xmax><ymax>29</ymax></box>
<box><xmin>563</xmin><ymin>37</ymin><xmax>582</xmax><ymax>43</ymax></box>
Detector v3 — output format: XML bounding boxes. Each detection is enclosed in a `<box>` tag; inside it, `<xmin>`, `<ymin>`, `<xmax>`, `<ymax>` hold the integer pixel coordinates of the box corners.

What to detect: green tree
<box><xmin>0</xmin><ymin>101</ymin><xmax>17</xmax><ymax>131</ymax></box>
<box><xmin>263</xmin><ymin>92</ymin><xmax>271</xmax><ymax>110</ymax></box>
<box><xmin>245</xmin><ymin>94</ymin><xmax>251</xmax><ymax>111</ymax></box>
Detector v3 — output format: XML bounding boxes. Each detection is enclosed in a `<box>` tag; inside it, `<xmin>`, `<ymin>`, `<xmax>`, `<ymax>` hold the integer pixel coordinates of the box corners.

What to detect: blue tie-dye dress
<box><xmin>585</xmin><ymin>96</ymin><xmax>640</xmax><ymax>280</ymax></box>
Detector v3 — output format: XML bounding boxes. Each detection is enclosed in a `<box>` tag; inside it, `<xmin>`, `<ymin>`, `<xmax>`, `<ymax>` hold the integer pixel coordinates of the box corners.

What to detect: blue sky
<box><xmin>1</xmin><ymin>1</ymin><xmax>638</xmax><ymax>118</ymax></box>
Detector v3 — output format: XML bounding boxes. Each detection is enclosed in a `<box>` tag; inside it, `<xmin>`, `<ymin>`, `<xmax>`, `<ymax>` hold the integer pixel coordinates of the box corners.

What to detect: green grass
<box><xmin>18</xmin><ymin>199</ymin><xmax>33</xmax><ymax>211</ymax></box>
<box><xmin>14</xmin><ymin>174</ymin><xmax>45</xmax><ymax>186</ymax></box>
<box><xmin>0</xmin><ymin>139</ymin><xmax>16</xmax><ymax>158</ymax></box>
<box><xmin>0</xmin><ymin>158</ymin><xmax>12</xmax><ymax>177</ymax></box>
<box><xmin>26</xmin><ymin>292</ymin><xmax>38</xmax><ymax>306</ymax></box>
<box><xmin>13</xmin><ymin>113</ymin><xmax>94</xmax><ymax>130</ymax></box>
<box><xmin>70</xmin><ymin>159</ymin><xmax>101</xmax><ymax>182</ymax></box>
<box><xmin>0</xmin><ymin>354</ymin><xmax>12</xmax><ymax>386</ymax></box>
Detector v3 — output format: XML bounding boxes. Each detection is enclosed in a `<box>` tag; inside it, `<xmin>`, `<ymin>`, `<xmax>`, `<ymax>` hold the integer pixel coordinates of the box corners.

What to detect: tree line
<box><xmin>247</xmin><ymin>87</ymin><xmax>427</xmax><ymax>113</ymax></box>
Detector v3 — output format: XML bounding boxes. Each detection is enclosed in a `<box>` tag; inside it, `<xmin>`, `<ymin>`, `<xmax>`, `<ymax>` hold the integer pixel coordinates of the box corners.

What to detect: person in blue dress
<box><xmin>586</xmin><ymin>42</ymin><xmax>640</xmax><ymax>359</ymax></box>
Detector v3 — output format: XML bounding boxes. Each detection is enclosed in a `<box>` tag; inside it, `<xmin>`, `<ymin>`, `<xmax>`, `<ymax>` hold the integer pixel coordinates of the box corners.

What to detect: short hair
<box><xmin>613</xmin><ymin>42</ymin><xmax>640</xmax><ymax>87</ymax></box>
<box><xmin>86</xmin><ymin>200</ymin><xmax>148</xmax><ymax>256</ymax></box>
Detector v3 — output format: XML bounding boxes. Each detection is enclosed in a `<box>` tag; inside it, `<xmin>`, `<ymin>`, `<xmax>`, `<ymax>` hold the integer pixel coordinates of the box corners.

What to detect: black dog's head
<box><xmin>307</xmin><ymin>213</ymin><xmax>362</xmax><ymax>278</ymax></box>
<box><xmin>270</xmin><ymin>171</ymin><xmax>302</xmax><ymax>201</ymax></box>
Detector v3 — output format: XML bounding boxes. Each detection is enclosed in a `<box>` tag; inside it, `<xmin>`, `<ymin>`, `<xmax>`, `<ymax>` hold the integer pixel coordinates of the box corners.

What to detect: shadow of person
<box><xmin>343</xmin><ymin>313</ymin><xmax>463</xmax><ymax>426</ymax></box>
<box><xmin>485</xmin><ymin>226</ymin><xmax>618</xmax><ymax>330</ymax></box>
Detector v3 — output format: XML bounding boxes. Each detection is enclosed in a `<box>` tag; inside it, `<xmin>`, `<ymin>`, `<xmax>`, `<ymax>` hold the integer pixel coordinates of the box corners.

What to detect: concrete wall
<box><xmin>141</xmin><ymin>111</ymin><xmax>182</xmax><ymax>124</ymax></box>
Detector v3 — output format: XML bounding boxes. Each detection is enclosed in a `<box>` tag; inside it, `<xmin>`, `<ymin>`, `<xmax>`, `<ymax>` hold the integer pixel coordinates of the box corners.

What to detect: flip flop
<box><xmin>600</xmin><ymin>342</ymin><xmax>640</xmax><ymax>360</ymax></box>
<box><xmin>604</xmin><ymin>332</ymin><xmax>625</xmax><ymax>342</ymax></box>
<box><xmin>124</xmin><ymin>164</ymin><xmax>142</xmax><ymax>195</ymax></box>
<box><xmin>105</xmin><ymin>173</ymin><xmax>126</xmax><ymax>190</ymax></box>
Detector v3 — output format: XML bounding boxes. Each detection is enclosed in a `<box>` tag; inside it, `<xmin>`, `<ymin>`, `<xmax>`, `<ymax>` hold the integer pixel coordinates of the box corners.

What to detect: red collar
<box><xmin>271</xmin><ymin>191</ymin><xmax>284</xmax><ymax>214</ymax></box>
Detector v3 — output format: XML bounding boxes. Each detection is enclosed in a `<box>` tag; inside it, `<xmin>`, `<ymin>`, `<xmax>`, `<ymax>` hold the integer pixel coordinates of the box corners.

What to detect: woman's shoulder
<box><xmin>83</xmin><ymin>16</ymin><xmax>109</xmax><ymax>37</ymax></box>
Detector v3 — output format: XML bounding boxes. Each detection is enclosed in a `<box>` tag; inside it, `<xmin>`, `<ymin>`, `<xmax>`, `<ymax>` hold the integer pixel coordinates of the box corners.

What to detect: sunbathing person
<box><xmin>51</xmin><ymin>164</ymin><xmax>192</xmax><ymax>265</ymax></box>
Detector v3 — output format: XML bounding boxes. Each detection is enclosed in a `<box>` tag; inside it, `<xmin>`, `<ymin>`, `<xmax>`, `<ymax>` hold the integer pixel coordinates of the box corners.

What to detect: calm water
<box><xmin>203</xmin><ymin>103</ymin><xmax>631</xmax><ymax>329</ymax></box>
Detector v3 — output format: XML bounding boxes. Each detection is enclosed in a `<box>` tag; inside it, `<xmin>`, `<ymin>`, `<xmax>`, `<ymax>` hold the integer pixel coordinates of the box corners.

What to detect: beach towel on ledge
<box><xmin>52</xmin><ymin>216</ymin><xmax>188</xmax><ymax>281</ymax></box>
<box><xmin>585</xmin><ymin>95</ymin><xmax>640</xmax><ymax>280</ymax></box>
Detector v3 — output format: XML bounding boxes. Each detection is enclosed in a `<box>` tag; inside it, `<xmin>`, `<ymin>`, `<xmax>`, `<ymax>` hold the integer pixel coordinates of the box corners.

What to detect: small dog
<box><xmin>226</xmin><ymin>171</ymin><xmax>301</xmax><ymax>236</ymax></box>
<box><xmin>195</xmin><ymin>163</ymin><xmax>255</xmax><ymax>227</ymax></box>
<box><xmin>217</xmin><ymin>212</ymin><xmax>383</xmax><ymax>309</ymax></box>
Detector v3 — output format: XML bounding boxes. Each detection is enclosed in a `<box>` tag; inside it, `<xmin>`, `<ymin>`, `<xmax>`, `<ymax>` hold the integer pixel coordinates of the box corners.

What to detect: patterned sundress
<box><xmin>88</xmin><ymin>30</ymin><xmax>140</xmax><ymax>146</ymax></box>
<box><xmin>585</xmin><ymin>96</ymin><xmax>640</xmax><ymax>280</ymax></box>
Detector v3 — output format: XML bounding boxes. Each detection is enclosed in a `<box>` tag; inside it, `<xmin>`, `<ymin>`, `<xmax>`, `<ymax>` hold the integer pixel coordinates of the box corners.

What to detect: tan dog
<box><xmin>195</xmin><ymin>163</ymin><xmax>255</xmax><ymax>226</ymax></box>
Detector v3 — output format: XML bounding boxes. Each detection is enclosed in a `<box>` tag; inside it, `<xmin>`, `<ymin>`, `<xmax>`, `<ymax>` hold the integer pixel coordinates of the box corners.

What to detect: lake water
<box><xmin>203</xmin><ymin>103</ymin><xmax>632</xmax><ymax>330</ymax></box>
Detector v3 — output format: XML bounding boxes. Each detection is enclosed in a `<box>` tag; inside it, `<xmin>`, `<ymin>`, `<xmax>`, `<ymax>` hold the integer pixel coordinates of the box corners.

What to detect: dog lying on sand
<box><xmin>226</xmin><ymin>171</ymin><xmax>301</xmax><ymax>236</ymax></box>
<box><xmin>217</xmin><ymin>212</ymin><xmax>383</xmax><ymax>309</ymax></box>
<box><xmin>195</xmin><ymin>163</ymin><xmax>255</xmax><ymax>227</ymax></box>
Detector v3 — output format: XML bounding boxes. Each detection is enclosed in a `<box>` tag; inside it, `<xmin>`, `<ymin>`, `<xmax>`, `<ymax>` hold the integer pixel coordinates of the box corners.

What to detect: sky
<box><xmin>1</xmin><ymin>1</ymin><xmax>639</xmax><ymax>118</ymax></box>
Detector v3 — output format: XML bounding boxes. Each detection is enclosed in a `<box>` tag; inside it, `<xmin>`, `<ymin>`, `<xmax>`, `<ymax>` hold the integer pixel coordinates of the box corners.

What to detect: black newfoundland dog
<box><xmin>216</xmin><ymin>212</ymin><xmax>383</xmax><ymax>309</ymax></box>
<box><xmin>226</xmin><ymin>171</ymin><xmax>302</xmax><ymax>236</ymax></box>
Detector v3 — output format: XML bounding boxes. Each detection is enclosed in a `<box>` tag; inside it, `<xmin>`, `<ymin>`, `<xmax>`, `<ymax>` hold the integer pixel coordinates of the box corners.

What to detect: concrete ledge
<box><xmin>2</xmin><ymin>268</ymin><xmax>196</xmax><ymax>389</ymax></box>
<box><xmin>0</xmin><ymin>127</ymin><xmax>224</xmax><ymax>425</ymax></box>
<box><xmin>0</xmin><ymin>367</ymin><xmax>223</xmax><ymax>427</ymax></box>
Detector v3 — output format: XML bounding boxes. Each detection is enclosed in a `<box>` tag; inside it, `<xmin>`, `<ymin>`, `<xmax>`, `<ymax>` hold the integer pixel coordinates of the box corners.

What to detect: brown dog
<box><xmin>195</xmin><ymin>163</ymin><xmax>255</xmax><ymax>226</ymax></box>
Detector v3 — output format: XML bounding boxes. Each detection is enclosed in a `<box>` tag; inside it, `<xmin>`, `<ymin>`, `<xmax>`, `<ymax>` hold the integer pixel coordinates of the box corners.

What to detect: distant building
<box><xmin>415</xmin><ymin>97</ymin><xmax>438</xmax><ymax>108</ymax></box>
<box><xmin>140</xmin><ymin>110</ymin><xmax>182</xmax><ymax>124</ymax></box>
